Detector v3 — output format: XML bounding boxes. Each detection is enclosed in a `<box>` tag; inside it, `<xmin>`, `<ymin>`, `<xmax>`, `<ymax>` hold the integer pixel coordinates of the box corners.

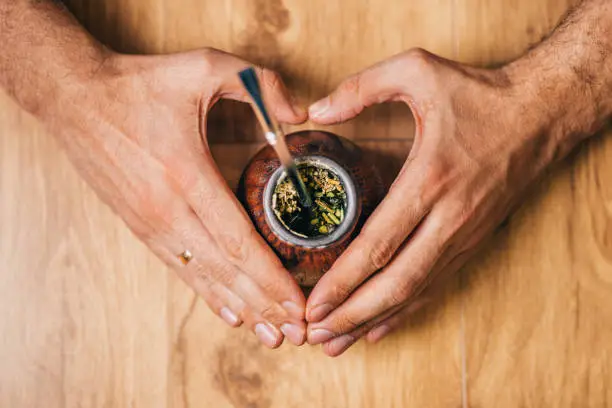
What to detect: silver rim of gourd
<box><xmin>263</xmin><ymin>155</ymin><xmax>359</xmax><ymax>249</ymax></box>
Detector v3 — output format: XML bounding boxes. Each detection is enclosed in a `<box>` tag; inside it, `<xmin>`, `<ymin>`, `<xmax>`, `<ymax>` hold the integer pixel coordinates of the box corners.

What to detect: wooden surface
<box><xmin>1</xmin><ymin>0</ymin><xmax>611</xmax><ymax>407</ymax></box>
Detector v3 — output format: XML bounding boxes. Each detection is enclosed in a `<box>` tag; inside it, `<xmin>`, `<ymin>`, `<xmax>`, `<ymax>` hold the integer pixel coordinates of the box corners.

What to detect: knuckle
<box><xmin>258</xmin><ymin>274</ymin><xmax>285</xmax><ymax>298</ymax></box>
<box><xmin>331</xmin><ymin>280</ymin><xmax>354</xmax><ymax>302</ymax></box>
<box><xmin>392</xmin><ymin>264</ymin><xmax>432</xmax><ymax>305</ymax></box>
<box><xmin>404</xmin><ymin>47</ymin><xmax>434</xmax><ymax>68</ymax></box>
<box><xmin>367</xmin><ymin>238</ymin><xmax>397</xmax><ymax>271</ymax></box>
<box><xmin>209</xmin><ymin>260</ymin><xmax>237</xmax><ymax>286</ymax></box>
<box><xmin>335</xmin><ymin>313</ymin><xmax>363</xmax><ymax>333</ymax></box>
<box><xmin>337</xmin><ymin>104</ymin><xmax>364</xmax><ymax>123</ymax></box>
<box><xmin>389</xmin><ymin>282</ymin><xmax>410</xmax><ymax>305</ymax></box>
<box><xmin>218</xmin><ymin>232</ymin><xmax>248</xmax><ymax>264</ymax></box>
<box><xmin>388</xmin><ymin>278</ymin><xmax>415</xmax><ymax>305</ymax></box>
<box><xmin>168</xmin><ymin>167</ymin><xmax>206</xmax><ymax>204</ymax></box>
<box><xmin>186</xmin><ymin>47</ymin><xmax>224</xmax><ymax>81</ymax></box>
<box><xmin>188</xmin><ymin>260</ymin><xmax>209</xmax><ymax>282</ymax></box>
<box><xmin>340</xmin><ymin>74</ymin><xmax>362</xmax><ymax>96</ymax></box>
<box><xmin>258</xmin><ymin>302</ymin><xmax>285</xmax><ymax>324</ymax></box>
<box><xmin>261</xmin><ymin>68</ymin><xmax>281</xmax><ymax>90</ymax></box>
<box><xmin>399</xmin><ymin>48</ymin><xmax>443</xmax><ymax>93</ymax></box>
<box><xmin>195</xmin><ymin>267</ymin><xmax>213</xmax><ymax>285</ymax></box>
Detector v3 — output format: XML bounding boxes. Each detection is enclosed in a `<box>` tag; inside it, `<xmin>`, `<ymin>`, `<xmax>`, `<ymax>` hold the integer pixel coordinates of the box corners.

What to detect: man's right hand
<box><xmin>45</xmin><ymin>48</ymin><xmax>308</xmax><ymax>348</ymax></box>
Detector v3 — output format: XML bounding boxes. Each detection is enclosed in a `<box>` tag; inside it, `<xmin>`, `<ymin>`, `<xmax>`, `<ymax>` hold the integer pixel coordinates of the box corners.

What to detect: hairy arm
<box><xmin>511</xmin><ymin>0</ymin><xmax>612</xmax><ymax>155</ymax></box>
<box><xmin>0</xmin><ymin>1</ymin><xmax>109</xmax><ymax>118</ymax></box>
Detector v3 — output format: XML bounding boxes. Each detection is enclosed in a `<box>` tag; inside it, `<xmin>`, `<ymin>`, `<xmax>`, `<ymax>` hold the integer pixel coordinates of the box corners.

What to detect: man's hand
<box><xmin>303</xmin><ymin>49</ymin><xmax>547</xmax><ymax>355</ymax></box>
<box><xmin>0</xmin><ymin>0</ymin><xmax>306</xmax><ymax>348</ymax></box>
<box><xmin>1</xmin><ymin>1</ymin><xmax>309</xmax><ymax>349</ymax></box>
<box><xmin>305</xmin><ymin>5</ymin><xmax>612</xmax><ymax>357</ymax></box>
<box><xmin>58</xmin><ymin>49</ymin><xmax>309</xmax><ymax>348</ymax></box>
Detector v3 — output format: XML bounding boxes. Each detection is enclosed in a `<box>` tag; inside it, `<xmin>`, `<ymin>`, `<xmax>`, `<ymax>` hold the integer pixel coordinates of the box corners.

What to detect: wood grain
<box><xmin>1</xmin><ymin>1</ymin><xmax>611</xmax><ymax>407</ymax></box>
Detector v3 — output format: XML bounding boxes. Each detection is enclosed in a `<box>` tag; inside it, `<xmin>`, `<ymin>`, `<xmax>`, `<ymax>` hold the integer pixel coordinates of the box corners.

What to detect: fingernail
<box><xmin>307</xmin><ymin>303</ymin><xmax>333</xmax><ymax>322</ymax></box>
<box><xmin>308</xmin><ymin>328</ymin><xmax>334</xmax><ymax>345</ymax></box>
<box><xmin>309</xmin><ymin>97</ymin><xmax>330</xmax><ymax>118</ymax></box>
<box><xmin>282</xmin><ymin>301</ymin><xmax>304</xmax><ymax>319</ymax></box>
<box><xmin>326</xmin><ymin>334</ymin><xmax>356</xmax><ymax>356</ymax></box>
<box><xmin>220</xmin><ymin>307</ymin><xmax>241</xmax><ymax>327</ymax></box>
<box><xmin>280</xmin><ymin>323</ymin><xmax>305</xmax><ymax>346</ymax></box>
<box><xmin>293</xmin><ymin>104</ymin><xmax>307</xmax><ymax>118</ymax></box>
<box><xmin>255</xmin><ymin>323</ymin><xmax>281</xmax><ymax>349</ymax></box>
<box><xmin>367</xmin><ymin>324</ymin><xmax>391</xmax><ymax>343</ymax></box>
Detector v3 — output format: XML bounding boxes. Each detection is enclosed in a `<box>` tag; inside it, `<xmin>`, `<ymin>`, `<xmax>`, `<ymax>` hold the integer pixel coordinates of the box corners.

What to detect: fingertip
<box><xmin>304</xmin><ymin>281</ymin><xmax>325</xmax><ymax>318</ymax></box>
<box><xmin>280</xmin><ymin>323</ymin><xmax>306</xmax><ymax>346</ymax></box>
<box><xmin>321</xmin><ymin>343</ymin><xmax>339</xmax><ymax>357</ymax></box>
<box><xmin>292</xmin><ymin>104</ymin><xmax>309</xmax><ymax>123</ymax></box>
<box><xmin>323</xmin><ymin>347</ymin><xmax>341</xmax><ymax>358</ymax></box>
<box><xmin>307</xmin><ymin>328</ymin><xmax>334</xmax><ymax>345</ymax></box>
<box><xmin>275</xmin><ymin>103</ymin><xmax>308</xmax><ymax>125</ymax></box>
<box><xmin>322</xmin><ymin>334</ymin><xmax>356</xmax><ymax>357</ymax></box>
<box><xmin>305</xmin><ymin>308</ymin><xmax>317</xmax><ymax>323</ymax></box>
<box><xmin>282</xmin><ymin>301</ymin><xmax>305</xmax><ymax>320</ymax></box>
<box><xmin>220</xmin><ymin>307</ymin><xmax>242</xmax><ymax>328</ymax></box>
<box><xmin>255</xmin><ymin>322</ymin><xmax>284</xmax><ymax>349</ymax></box>
<box><xmin>308</xmin><ymin>97</ymin><xmax>330</xmax><ymax>117</ymax></box>
<box><xmin>269</xmin><ymin>339</ymin><xmax>284</xmax><ymax>349</ymax></box>
<box><xmin>366</xmin><ymin>324</ymin><xmax>392</xmax><ymax>343</ymax></box>
<box><xmin>305</xmin><ymin>303</ymin><xmax>333</xmax><ymax>323</ymax></box>
<box><xmin>259</xmin><ymin>69</ymin><xmax>307</xmax><ymax>125</ymax></box>
<box><xmin>305</xmin><ymin>273</ymin><xmax>344</xmax><ymax>322</ymax></box>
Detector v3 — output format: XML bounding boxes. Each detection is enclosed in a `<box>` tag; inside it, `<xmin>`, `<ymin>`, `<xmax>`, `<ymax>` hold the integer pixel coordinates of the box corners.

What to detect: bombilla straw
<box><xmin>238</xmin><ymin>67</ymin><xmax>313</xmax><ymax>209</ymax></box>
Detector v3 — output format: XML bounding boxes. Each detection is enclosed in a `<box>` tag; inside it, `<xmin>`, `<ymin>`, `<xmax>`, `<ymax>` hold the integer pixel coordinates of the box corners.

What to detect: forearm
<box><xmin>0</xmin><ymin>0</ymin><xmax>109</xmax><ymax>119</ymax></box>
<box><xmin>506</xmin><ymin>0</ymin><xmax>612</xmax><ymax>155</ymax></box>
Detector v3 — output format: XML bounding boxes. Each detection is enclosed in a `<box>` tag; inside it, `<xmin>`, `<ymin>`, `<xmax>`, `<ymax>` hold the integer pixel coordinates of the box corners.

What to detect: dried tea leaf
<box><xmin>272</xmin><ymin>164</ymin><xmax>347</xmax><ymax>238</ymax></box>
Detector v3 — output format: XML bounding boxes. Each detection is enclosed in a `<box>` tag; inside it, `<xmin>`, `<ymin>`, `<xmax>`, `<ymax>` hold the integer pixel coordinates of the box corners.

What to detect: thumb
<box><xmin>208</xmin><ymin>51</ymin><xmax>307</xmax><ymax>125</ymax></box>
<box><xmin>249</xmin><ymin>66</ymin><xmax>308</xmax><ymax>125</ymax></box>
<box><xmin>169</xmin><ymin>48</ymin><xmax>307</xmax><ymax>125</ymax></box>
<box><xmin>308</xmin><ymin>49</ymin><xmax>432</xmax><ymax>124</ymax></box>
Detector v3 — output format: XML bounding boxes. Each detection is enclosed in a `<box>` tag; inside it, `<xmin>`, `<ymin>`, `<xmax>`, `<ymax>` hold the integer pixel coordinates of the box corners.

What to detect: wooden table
<box><xmin>2</xmin><ymin>1</ymin><xmax>611</xmax><ymax>407</ymax></box>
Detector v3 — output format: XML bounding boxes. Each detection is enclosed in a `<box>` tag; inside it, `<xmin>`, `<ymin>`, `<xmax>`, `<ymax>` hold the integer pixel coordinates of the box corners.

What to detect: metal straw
<box><xmin>238</xmin><ymin>67</ymin><xmax>313</xmax><ymax>209</ymax></box>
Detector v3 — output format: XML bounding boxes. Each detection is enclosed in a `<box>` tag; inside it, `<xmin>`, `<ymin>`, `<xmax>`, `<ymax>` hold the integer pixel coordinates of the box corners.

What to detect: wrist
<box><xmin>501</xmin><ymin>1</ymin><xmax>612</xmax><ymax>161</ymax></box>
<box><xmin>34</xmin><ymin>47</ymin><xmax>117</xmax><ymax>122</ymax></box>
<box><xmin>503</xmin><ymin>55</ymin><xmax>612</xmax><ymax>162</ymax></box>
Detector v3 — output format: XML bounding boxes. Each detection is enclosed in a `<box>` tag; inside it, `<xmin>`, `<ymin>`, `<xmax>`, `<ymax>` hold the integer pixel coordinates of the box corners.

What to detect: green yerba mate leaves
<box><xmin>272</xmin><ymin>164</ymin><xmax>347</xmax><ymax>238</ymax></box>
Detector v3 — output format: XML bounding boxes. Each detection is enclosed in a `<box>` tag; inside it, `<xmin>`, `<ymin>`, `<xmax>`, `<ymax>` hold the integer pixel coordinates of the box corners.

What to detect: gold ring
<box><xmin>178</xmin><ymin>250</ymin><xmax>193</xmax><ymax>265</ymax></box>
